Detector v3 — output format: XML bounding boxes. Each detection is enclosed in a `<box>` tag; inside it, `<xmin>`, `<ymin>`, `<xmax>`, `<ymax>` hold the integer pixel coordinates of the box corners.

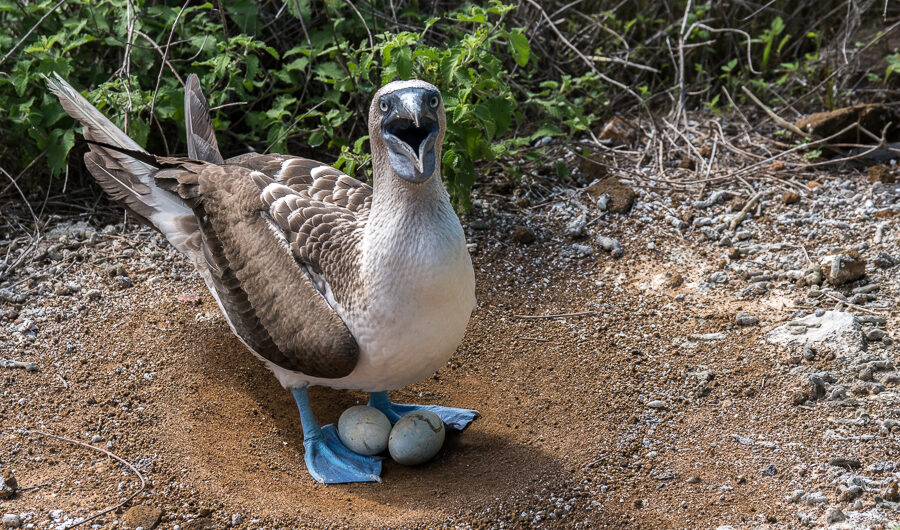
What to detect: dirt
<box><xmin>2</xmin><ymin>160</ymin><xmax>900</xmax><ymax>528</ymax></box>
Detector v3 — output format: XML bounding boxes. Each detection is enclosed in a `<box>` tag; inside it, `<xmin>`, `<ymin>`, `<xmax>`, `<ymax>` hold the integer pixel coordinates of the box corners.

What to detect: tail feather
<box><xmin>45</xmin><ymin>73</ymin><xmax>199</xmax><ymax>256</ymax></box>
<box><xmin>184</xmin><ymin>74</ymin><xmax>224</xmax><ymax>164</ymax></box>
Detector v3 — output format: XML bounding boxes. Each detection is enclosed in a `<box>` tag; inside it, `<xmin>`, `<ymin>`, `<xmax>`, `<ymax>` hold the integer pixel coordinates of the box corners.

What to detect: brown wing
<box><xmin>154</xmin><ymin>162</ymin><xmax>359</xmax><ymax>379</ymax></box>
<box><xmin>184</xmin><ymin>74</ymin><xmax>224</xmax><ymax>164</ymax></box>
<box><xmin>224</xmin><ymin>153</ymin><xmax>373</xmax><ymax>215</ymax></box>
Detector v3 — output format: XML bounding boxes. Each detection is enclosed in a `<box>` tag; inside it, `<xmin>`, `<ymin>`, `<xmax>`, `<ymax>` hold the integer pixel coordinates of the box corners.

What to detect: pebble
<box><xmin>735</xmin><ymin>313</ymin><xmax>758</xmax><ymax>327</ymax></box>
<box><xmin>828</xmin><ymin>456</ymin><xmax>861</xmax><ymax>469</ymax></box>
<box><xmin>565</xmin><ymin>214</ymin><xmax>588</xmax><ymax>239</ymax></box>
<box><xmin>123</xmin><ymin>505</ymin><xmax>162</xmax><ymax>530</ymax></box>
<box><xmin>0</xmin><ymin>472</ymin><xmax>17</xmax><ymax>499</ymax></box>
<box><xmin>825</xmin><ymin>507</ymin><xmax>845</xmax><ymax>523</ymax></box>
<box><xmin>230</xmin><ymin>513</ymin><xmax>242</xmax><ymax>526</ymax></box>
<box><xmin>762</xmin><ymin>464</ymin><xmax>777</xmax><ymax>476</ymax></box>
<box><xmin>801</xmin><ymin>492</ymin><xmax>827</xmax><ymax>505</ymax></box>
<box><xmin>865</xmin><ymin>328</ymin><xmax>887</xmax><ymax>342</ymax></box>
<box><xmin>820</xmin><ymin>252</ymin><xmax>866</xmax><ymax>285</ymax></box>
<box><xmin>647</xmin><ymin>400</ymin><xmax>666</xmax><ymax>409</ymax></box>
<box><xmin>511</xmin><ymin>226</ymin><xmax>535</xmax><ymax>245</ymax></box>
<box><xmin>596</xmin><ymin>236</ymin><xmax>623</xmax><ymax>258</ymax></box>
<box><xmin>1</xmin><ymin>514</ymin><xmax>21</xmax><ymax>529</ymax></box>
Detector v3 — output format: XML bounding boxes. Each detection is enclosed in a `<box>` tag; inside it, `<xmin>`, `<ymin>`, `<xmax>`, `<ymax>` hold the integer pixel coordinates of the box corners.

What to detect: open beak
<box><xmin>380</xmin><ymin>88</ymin><xmax>440</xmax><ymax>183</ymax></box>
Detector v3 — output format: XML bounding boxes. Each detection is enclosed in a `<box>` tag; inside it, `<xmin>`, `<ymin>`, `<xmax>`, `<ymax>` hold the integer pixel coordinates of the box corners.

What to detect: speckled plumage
<box><xmin>47</xmin><ymin>74</ymin><xmax>475</xmax><ymax>393</ymax></box>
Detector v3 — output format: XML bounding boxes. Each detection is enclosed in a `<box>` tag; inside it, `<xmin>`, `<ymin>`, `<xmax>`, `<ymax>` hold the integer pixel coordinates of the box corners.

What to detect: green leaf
<box><xmin>486</xmin><ymin>97</ymin><xmax>512</xmax><ymax>136</ymax></box>
<box><xmin>394</xmin><ymin>46</ymin><xmax>413</xmax><ymax>79</ymax></box>
<box><xmin>46</xmin><ymin>129</ymin><xmax>74</xmax><ymax>175</ymax></box>
<box><xmin>308</xmin><ymin>130</ymin><xmax>325</xmax><ymax>147</ymax></box>
<box><xmin>506</xmin><ymin>29</ymin><xmax>530</xmax><ymax>67</ymax></box>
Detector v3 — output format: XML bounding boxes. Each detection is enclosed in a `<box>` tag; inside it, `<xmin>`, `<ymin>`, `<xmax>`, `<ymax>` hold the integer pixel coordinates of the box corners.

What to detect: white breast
<box><xmin>265</xmin><ymin>204</ymin><xmax>475</xmax><ymax>392</ymax></box>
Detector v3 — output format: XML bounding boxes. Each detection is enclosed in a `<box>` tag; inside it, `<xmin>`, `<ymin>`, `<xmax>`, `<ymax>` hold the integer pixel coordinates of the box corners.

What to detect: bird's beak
<box><xmin>380</xmin><ymin>88</ymin><xmax>440</xmax><ymax>183</ymax></box>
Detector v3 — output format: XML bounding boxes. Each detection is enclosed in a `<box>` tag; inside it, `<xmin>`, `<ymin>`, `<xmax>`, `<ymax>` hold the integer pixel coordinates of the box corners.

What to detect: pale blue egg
<box><xmin>388</xmin><ymin>410</ymin><xmax>445</xmax><ymax>465</ymax></box>
<box><xmin>337</xmin><ymin>405</ymin><xmax>391</xmax><ymax>456</ymax></box>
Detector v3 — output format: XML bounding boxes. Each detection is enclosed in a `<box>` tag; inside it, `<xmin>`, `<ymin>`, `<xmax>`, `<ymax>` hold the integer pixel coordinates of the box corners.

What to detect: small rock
<box><xmin>788</xmin><ymin>489</ymin><xmax>805</xmax><ymax>503</ymax></box>
<box><xmin>865</xmin><ymin>328</ymin><xmax>887</xmax><ymax>342</ymax></box>
<box><xmin>177</xmin><ymin>293</ymin><xmax>201</xmax><ymax>305</ymax></box>
<box><xmin>647</xmin><ymin>400</ymin><xmax>666</xmax><ymax>409</ymax></box>
<box><xmin>2</xmin><ymin>514</ymin><xmax>21</xmax><ymax>529</ymax></box>
<box><xmin>677</xmin><ymin>157</ymin><xmax>694</xmax><ymax>169</ymax></box>
<box><xmin>511</xmin><ymin>226</ymin><xmax>535</xmax><ymax>245</ymax></box>
<box><xmin>686</xmin><ymin>476</ymin><xmax>701</xmax><ymax>484</ymax></box>
<box><xmin>801</xmin><ymin>492</ymin><xmax>828</xmax><ymax>505</ymax></box>
<box><xmin>828</xmin><ymin>456</ymin><xmax>861</xmax><ymax>469</ymax></box>
<box><xmin>826</xmin><ymin>507</ymin><xmax>845</xmax><ymax>523</ymax></box>
<box><xmin>182</xmin><ymin>519</ymin><xmax>213</xmax><ymax>530</ymax></box>
<box><xmin>230</xmin><ymin>513</ymin><xmax>242</xmax><ymax>526</ymax></box>
<box><xmin>881</xmin><ymin>481</ymin><xmax>899</xmax><ymax>502</ymax></box>
<box><xmin>735</xmin><ymin>313</ymin><xmax>758</xmax><ymax>327</ymax></box>
<box><xmin>839</xmin><ymin>486</ymin><xmax>862</xmax><ymax>502</ymax></box>
<box><xmin>114</xmin><ymin>275</ymin><xmax>133</xmax><ymax>289</ymax></box>
<box><xmin>123</xmin><ymin>505</ymin><xmax>162</xmax><ymax>529</ymax></box>
<box><xmin>872</xmin><ymin>252</ymin><xmax>899</xmax><ymax>269</ymax></box>
<box><xmin>766</xmin><ymin>311</ymin><xmax>864</xmax><ymax>354</ymax></box>
<box><xmin>782</xmin><ymin>192</ymin><xmax>801</xmax><ymax>205</ymax></box>
<box><xmin>585</xmin><ymin>178</ymin><xmax>635</xmax><ymax>214</ymax></box>
<box><xmin>597</xmin><ymin>235</ymin><xmax>623</xmax><ymax>258</ymax></box>
<box><xmin>868</xmin><ymin>165</ymin><xmax>896</xmax><ymax>183</ymax></box>
<box><xmin>820</xmin><ymin>251</ymin><xmax>866</xmax><ymax>286</ymax></box>
<box><xmin>85</xmin><ymin>289</ymin><xmax>102</xmax><ymax>300</ymax></box>
<box><xmin>564</xmin><ymin>244</ymin><xmax>593</xmax><ymax>259</ymax></box>
<box><xmin>594</xmin><ymin>117</ymin><xmax>637</xmax><ymax>147</ymax></box>
<box><xmin>662</xmin><ymin>272</ymin><xmax>683</xmax><ymax>289</ymax></box>
<box><xmin>762</xmin><ymin>464</ymin><xmax>777</xmax><ymax>476</ymax></box>
<box><xmin>565</xmin><ymin>214</ymin><xmax>588</xmax><ymax>239</ymax></box>
<box><xmin>0</xmin><ymin>471</ymin><xmax>17</xmax><ymax>499</ymax></box>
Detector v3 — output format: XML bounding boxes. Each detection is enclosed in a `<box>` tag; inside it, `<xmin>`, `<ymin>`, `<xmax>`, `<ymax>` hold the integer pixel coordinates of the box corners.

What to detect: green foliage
<box><xmin>0</xmin><ymin>0</ymin><xmax>601</xmax><ymax>209</ymax></box>
<box><xmin>1</xmin><ymin>0</ymin><xmax>896</xmax><ymax>206</ymax></box>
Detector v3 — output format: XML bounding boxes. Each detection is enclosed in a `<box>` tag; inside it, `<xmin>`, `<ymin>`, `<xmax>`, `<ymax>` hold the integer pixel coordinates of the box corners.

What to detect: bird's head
<box><xmin>369</xmin><ymin>80</ymin><xmax>445</xmax><ymax>185</ymax></box>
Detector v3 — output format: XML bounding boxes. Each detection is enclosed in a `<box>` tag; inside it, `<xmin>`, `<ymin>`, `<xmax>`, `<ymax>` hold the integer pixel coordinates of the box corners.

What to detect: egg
<box><xmin>336</xmin><ymin>405</ymin><xmax>391</xmax><ymax>456</ymax></box>
<box><xmin>388</xmin><ymin>410</ymin><xmax>445</xmax><ymax>465</ymax></box>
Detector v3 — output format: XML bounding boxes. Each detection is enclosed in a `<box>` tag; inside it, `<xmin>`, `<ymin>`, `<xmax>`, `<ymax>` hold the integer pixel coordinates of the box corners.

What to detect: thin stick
<box><xmin>514</xmin><ymin>311</ymin><xmax>597</xmax><ymax>319</ymax></box>
<box><xmin>148</xmin><ymin>0</ymin><xmax>191</xmax><ymax>119</ymax></box>
<box><xmin>523</xmin><ymin>0</ymin><xmax>641</xmax><ymax>103</ymax></box>
<box><xmin>822</xmin><ymin>292</ymin><xmax>886</xmax><ymax>316</ymax></box>
<box><xmin>729</xmin><ymin>191</ymin><xmax>764</xmax><ymax>231</ymax></box>
<box><xmin>0</xmin><ymin>0</ymin><xmax>67</xmax><ymax>68</ymax></box>
<box><xmin>345</xmin><ymin>0</ymin><xmax>374</xmax><ymax>49</ymax></box>
<box><xmin>18</xmin><ymin>429</ymin><xmax>146</xmax><ymax>528</ymax></box>
<box><xmin>740</xmin><ymin>86</ymin><xmax>806</xmax><ymax>137</ymax></box>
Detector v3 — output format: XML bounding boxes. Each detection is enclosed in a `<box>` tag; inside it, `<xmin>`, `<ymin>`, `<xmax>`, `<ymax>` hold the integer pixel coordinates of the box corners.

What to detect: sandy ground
<box><xmin>1</xmin><ymin>160</ymin><xmax>900</xmax><ymax>529</ymax></box>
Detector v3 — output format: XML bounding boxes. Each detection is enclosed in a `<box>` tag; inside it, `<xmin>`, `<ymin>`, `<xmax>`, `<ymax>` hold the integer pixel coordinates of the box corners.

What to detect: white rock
<box><xmin>766</xmin><ymin>311</ymin><xmax>864</xmax><ymax>354</ymax></box>
<box><xmin>2</xmin><ymin>514</ymin><xmax>21</xmax><ymax>529</ymax></box>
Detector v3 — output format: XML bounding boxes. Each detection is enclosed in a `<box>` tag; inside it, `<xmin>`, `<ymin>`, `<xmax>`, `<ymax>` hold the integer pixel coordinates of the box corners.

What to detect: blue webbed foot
<box><xmin>368</xmin><ymin>391</ymin><xmax>480</xmax><ymax>431</ymax></box>
<box><xmin>292</xmin><ymin>387</ymin><xmax>383</xmax><ymax>484</ymax></box>
<box><xmin>304</xmin><ymin>424</ymin><xmax>382</xmax><ymax>484</ymax></box>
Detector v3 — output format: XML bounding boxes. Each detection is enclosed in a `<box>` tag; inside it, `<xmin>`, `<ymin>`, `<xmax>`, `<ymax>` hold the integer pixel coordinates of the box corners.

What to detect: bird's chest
<box><xmin>346</xmin><ymin>225</ymin><xmax>474</xmax><ymax>387</ymax></box>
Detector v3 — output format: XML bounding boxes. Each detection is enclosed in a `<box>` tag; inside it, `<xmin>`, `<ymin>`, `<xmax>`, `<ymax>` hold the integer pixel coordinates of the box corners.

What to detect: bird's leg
<box><xmin>291</xmin><ymin>386</ymin><xmax>382</xmax><ymax>484</ymax></box>
<box><xmin>367</xmin><ymin>391</ymin><xmax>479</xmax><ymax>431</ymax></box>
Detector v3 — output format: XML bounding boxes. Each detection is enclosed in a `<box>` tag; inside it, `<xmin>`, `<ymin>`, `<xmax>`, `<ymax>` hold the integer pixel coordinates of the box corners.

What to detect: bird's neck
<box><xmin>363</xmin><ymin>162</ymin><xmax>464</xmax><ymax>274</ymax></box>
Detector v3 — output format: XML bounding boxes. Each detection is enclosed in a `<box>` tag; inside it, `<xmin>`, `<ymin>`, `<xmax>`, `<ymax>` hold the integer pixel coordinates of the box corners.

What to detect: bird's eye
<box><xmin>429</xmin><ymin>95</ymin><xmax>440</xmax><ymax>109</ymax></box>
<box><xmin>379</xmin><ymin>100</ymin><xmax>389</xmax><ymax>112</ymax></box>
